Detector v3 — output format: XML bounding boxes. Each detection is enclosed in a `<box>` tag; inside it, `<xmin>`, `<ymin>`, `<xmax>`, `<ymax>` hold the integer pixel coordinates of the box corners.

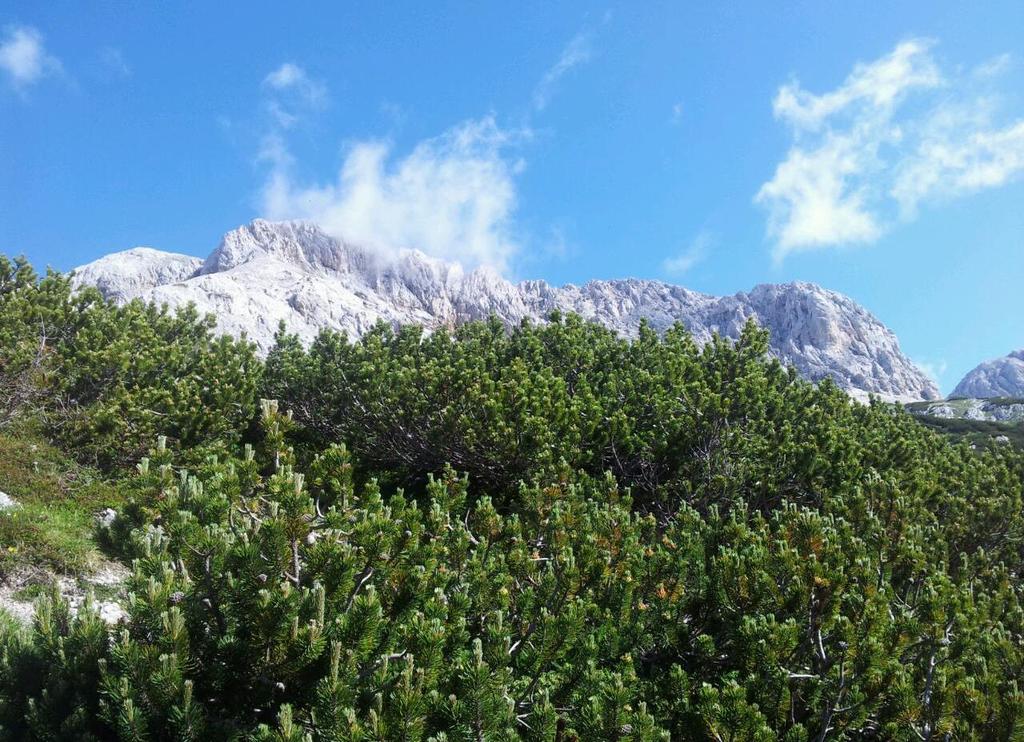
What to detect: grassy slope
<box><xmin>911</xmin><ymin>415</ymin><xmax>1024</xmax><ymax>450</ymax></box>
<box><xmin>0</xmin><ymin>423</ymin><xmax>124</xmax><ymax>580</ymax></box>
<box><xmin>906</xmin><ymin>397</ymin><xmax>1024</xmax><ymax>414</ymax></box>
<box><xmin>906</xmin><ymin>398</ymin><xmax>1024</xmax><ymax>450</ymax></box>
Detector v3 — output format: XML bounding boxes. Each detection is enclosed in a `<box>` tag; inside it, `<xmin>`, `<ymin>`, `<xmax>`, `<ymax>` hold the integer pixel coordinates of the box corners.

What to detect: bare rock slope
<box><xmin>74</xmin><ymin>219</ymin><xmax>939</xmax><ymax>403</ymax></box>
<box><xmin>951</xmin><ymin>351</ymin><xmax>1024</xmax><ymax>399</ymax></box>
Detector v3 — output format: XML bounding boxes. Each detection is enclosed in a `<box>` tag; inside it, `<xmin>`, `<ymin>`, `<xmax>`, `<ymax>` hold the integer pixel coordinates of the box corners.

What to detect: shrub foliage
<box><xmin>1</xmin><ymin>263</ymin><xmax>1023</xmax><ymax>739</ymax></box>
<box><xmin>0</xmin><ymin>257</ymin><xmax>260</xmax><ymax>467</ymax></box>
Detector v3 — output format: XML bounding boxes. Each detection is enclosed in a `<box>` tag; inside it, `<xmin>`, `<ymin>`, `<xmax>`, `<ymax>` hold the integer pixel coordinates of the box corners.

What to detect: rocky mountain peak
<box><xmin>71</xmin><ymin>247</ymin><xmax>202</xmax><ymax>303</ymax></box>
<box><xmin>952</xmin><ymin>350</ymin><xmax>1024</xmax><ymax>399</ymax></box>
<box><xmin>73</xmin><ymin>219</ymin><xmax>941</xmax><ymax>403</ymax></box>
<box><xmin>200</xmin><ymin>219</ymin><xmax>368</xmax><ymax>276</ymax></box>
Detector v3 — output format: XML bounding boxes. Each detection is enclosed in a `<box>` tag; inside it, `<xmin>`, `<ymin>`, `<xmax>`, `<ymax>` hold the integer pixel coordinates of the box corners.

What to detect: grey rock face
<box><xmin>951</xmin><ymin>350</ymin><xmax>1024</xmax><ymax>399</ymax></box>
<box><xmin>71</xmin><ymin>247</ymin><xmax>202</xmax><ymax>303</ymax></box>
<box><xmin>73</xmin><ymin>219</ymin><xmax>940</xmax><ymax>403</ymax></box>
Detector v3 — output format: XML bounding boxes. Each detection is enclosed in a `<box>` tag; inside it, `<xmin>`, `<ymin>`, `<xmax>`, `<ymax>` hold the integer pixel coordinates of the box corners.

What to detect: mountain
<box><xmin>73</xmin><ymin>219</ymin><xmax>940</xmax><ymax>403</ymax></box>
<box><xmin>906</xmin><ymin>397</ymin><xmax>1024</xmax><ymax>450</ymax></box>
<box><xmin>73</xmin><ymin>247</ymin><xmax>202</xmax><ymax>304</ymax></box>
<box><xmin>908</xmin><ymin>349</ymin><xmax>1024</xmax><ymax>447</ymax></box>
<box><xmin>951</xmin><ymin>350</ymin><xmax>1024</xmax><ymax>399</ymax></box>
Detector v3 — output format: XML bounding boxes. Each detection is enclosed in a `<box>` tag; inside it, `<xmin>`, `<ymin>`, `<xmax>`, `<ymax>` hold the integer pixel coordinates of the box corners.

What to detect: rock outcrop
<box><xmin>74</xmin><ymin>219</ymin><xmax>940</xmax><ymax>403</ymax></box>
<box><xmin>951</xmin><ymin>350</ymin><xmax>1024</xmax><ymax>399</ymax></box>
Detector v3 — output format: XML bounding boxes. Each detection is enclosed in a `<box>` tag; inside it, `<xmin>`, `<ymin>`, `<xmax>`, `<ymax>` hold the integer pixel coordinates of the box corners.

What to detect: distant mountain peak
<box><xmin>201</xmin><ymin>219</ymin><xmax>364</xmax><ymax>275</ymax></box>
<box><xmin>72</xmin><ymin>247</ymin><xmax>202</xmax><ymax>304</ymax></box>
<box><xmin>952</xmin><ymin>350</ymin><xmax>1024</xmax><ymax>399</ymax></box>
<box><xmin>74</xmin><ymin>219</ymin><xmax>940</xmax><ymax>403</ymax></box>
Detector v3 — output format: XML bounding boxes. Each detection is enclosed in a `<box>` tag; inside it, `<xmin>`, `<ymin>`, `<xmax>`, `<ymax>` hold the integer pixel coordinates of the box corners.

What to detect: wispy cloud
<box><xmin>670</xmin><ymin>102</ymin><xmax>684</xmax><ymax>125</ymax></box>
<box><xmin>662</xmin><ymin>230</ymin><xmax>712</xmax><ymax>276</ymax></box>
<box><xmin>262</xmin><ymin>62</ymin><xmax>326</xmax><ymax>128</ymax></box>
<box><xmin>915</xmin><ymin>358</ymin><xmax>948</xmax><ymax>385</ymax></box>
<box><xmin>264</xmin><ymin>62</ymin><xmax>325</xmax><ymax>100</ymax></box>
<box><xmin>772</xmin><ymin>40</ymin><xmax>941</xmax><ymax>132</ymax></box>
<box><xmin>974</xmin><ymin>53</ymin><xmax>1012</xmax><ymax>79</ymax></box>
<box><xmin>892</xmin><ymin>115</ymin><xmax>1024</xmax><ymax>218</ymax></box>
<box><xmin>256</xmin><ymin>130</ymin><xmax>294</xmax><ymax>170</ymax></box>
<box><xmin>757</xmin><ymin>130</ymin><xmax>885</xmax><ymax>256</ymax></box>
<box><xmin>757</xmin><ymin>39</ymin><xmax>1024</xmax><ymax>261</ymax></box>
<box><xmin>99</xmin><ymin>47</ymin><xmax>130</xmax><ymax>78</ymax></box>
<box><xmin>0</xmin><ymin>25</ymin><xmax>61</xmax><ymax>90</ymax></box>
<box><xmin>256</xmin><ymin>60</ymin><xmax>527</xmax><ymax>271</ymax></box>
<box><xmin>532</xmin><ymin>31</ymin><xmax>593</xmax><ymax>111</ymax></box>
<box><xmin>261</xmin><ymin>116</ymin><xmax>528</xmax><ymax>272</ymax></box>
<box><xmin>255</xmin><ymin>23</ymin><xmax>608</xmax><ymax>274</ymax></box>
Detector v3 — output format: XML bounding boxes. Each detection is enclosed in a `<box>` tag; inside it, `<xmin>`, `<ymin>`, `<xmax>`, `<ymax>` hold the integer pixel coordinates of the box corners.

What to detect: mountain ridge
<box><xmin>72</xmin><ymin>219</ymin><xmax>940</xmax><ymax>403</ymax></box>
<box><xmin>952</xmin><ymin>350</ymin><xmax>1024</xmax><ymax>399</ymax></box>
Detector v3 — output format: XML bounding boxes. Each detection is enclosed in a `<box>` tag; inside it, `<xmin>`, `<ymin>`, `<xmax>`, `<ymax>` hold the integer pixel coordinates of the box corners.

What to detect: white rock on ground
<box><xmin>0</xmin><ymin>562</ymin><xmax>130</xmax><ymax>626</ymax></box>
<box><xmin>910</xmin><ymin>398</ymin><xmax>1024</xmax><ymax>422</ymax></box>
<box><xmin>0</xmin><ymin>491</ymin><xmax>17</xmax><ymax>510</ymax></box>
<box><xmin>74</xmin><ymin>219</ymin><xmax>940</xmax><ymax>403</ymax></box>
<box><xmin>95</xmin><ymin>507</ymin><xmax>118</xmax><ymax>529</ymax></box>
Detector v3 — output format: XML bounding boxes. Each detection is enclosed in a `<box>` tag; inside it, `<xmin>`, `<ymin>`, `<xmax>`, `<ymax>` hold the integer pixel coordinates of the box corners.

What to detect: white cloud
<box><xmin>670</xmin><ymin>102</ymin><xmax>684</xmax><ymax>124</ymax></box>
<box><xmin>772</xmin><ymin>40</ymin><xmax>941</xmax><ymax>131</ymax></box>
<box><xmin>892</xmin><ymin>118</ymin><xmax>1024</xmax><ymax>217</ymax></box>
<box><xmin>262</xmin><ymin>62</ymin><xmax>326</xmax><ymax>127</ymax></box>
<box><xmin>260</xmin><ymin>116</ymin><xmax>526</xmax><ymax>272</ymax></box>
<box><xmin>915</xmin><ymin>358</ymin><xmax>948</xmax><ymax>384</ymax></box>
<box><xmin>255</xmin><ymin>62</ymin><xmax>526</xmax><ymax>272</ymax></box>
<box><xmin>757</xmin><ymin>132</ymin><xmax>884</xmax><ymax>259</ymax></box>
<box><xmin>663</xmin><ymin>230</ymin><xmax>712</xmax><ymax>275</ymax></box>
<box><xmin>379</xmin><ymin>100</ymin><xmax>407</xmax><ymax>129</ymax></box>
<box><xmin>99</xmin><ymin>47</ymin><xmax>130</xmax><ymax>78</ymax></box>
<box><xmin>974</xmin><ymin>53</ymin><xmax>1012</xmax><ymax>79</ymax></box>
<box><xmin>533</xmin><ymin>32</ymin><xmax>592</xmax><ymax>111</ymax></box>
<box><xmin>255</xmin><ymin>24</ymin><xmax>605</xmax><ymax>274</ymax></box>
<box><xmin>257</xmin><ymin>131</ymin><xmax>294</xmax><ymax>170</ymax></box>
<box><xmin>0</xmin><ymin>25</ymin><xmax>61</xmax><ymax>89</ymax></box>
<box><xmin>758</xmin><ymin>39</ymin><xmax>1024</xmax><ymax>259</ymax></box>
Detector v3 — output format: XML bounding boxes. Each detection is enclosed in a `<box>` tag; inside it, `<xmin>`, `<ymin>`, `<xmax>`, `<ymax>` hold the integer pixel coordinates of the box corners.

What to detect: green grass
<box><xmin>907</xmin><ymin>397</ymin><xmax>1024</xmax><ymax>414</ymax></box>
<box><xmin>906</xmin><ymin>398</ymin><xmax>980</xmax><ymax>415</ymax></box>
<box><xmin>905</xmin><ymin>398</ymin><xmax>1024</xmax><ymax>450</ymax></box>
<box><xmin>0</xmin><ymin>423</ymin><xmax>124</xmax><ymax>578</ymax></box>
<box><xmin>946</xmin><ymin>396</ymin><xmax>1024</xmax><ymax>404</ymax></box>
<box><xmin>9</xmin><ymin>582</ymin><xmax>47</xmax><ymax>602</ymax></box>
<box><xmin>912</xmin><ymin>415</ymin><xmax>1024</xmax><ymax>450</ymax></box>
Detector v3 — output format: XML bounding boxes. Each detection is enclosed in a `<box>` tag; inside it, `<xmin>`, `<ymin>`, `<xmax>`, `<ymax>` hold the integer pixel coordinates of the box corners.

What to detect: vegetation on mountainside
<box><xmin>906</xmin><ymin>398</ymin><xmax>1024</xmax><ymax>450</ymax></box>
<box><xmin>1</xmin><ymin>258</ymin><xmax>1023</xmax><ymax>740</ymax></box>
<box><xmin>912</xmin><ymin>415</ymin><xmax>1024</xmax><ymax>450</ymax></box>
<box><xmin>0</xmin><ymin>425</ymin><xmax>120</xmax><ymax>578</ymax></box>
<box><xmin>0</xmin><ymin>256</ymin><xmax>261</xmax><ymax>469</ymax></box>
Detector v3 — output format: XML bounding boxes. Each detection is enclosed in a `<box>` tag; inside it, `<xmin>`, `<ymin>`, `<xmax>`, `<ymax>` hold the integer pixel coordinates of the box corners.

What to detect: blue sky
<box><xmin>2</xmin><ymin>1</ymin><xmax>1023</xmax><ymax>394</ymax></box>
